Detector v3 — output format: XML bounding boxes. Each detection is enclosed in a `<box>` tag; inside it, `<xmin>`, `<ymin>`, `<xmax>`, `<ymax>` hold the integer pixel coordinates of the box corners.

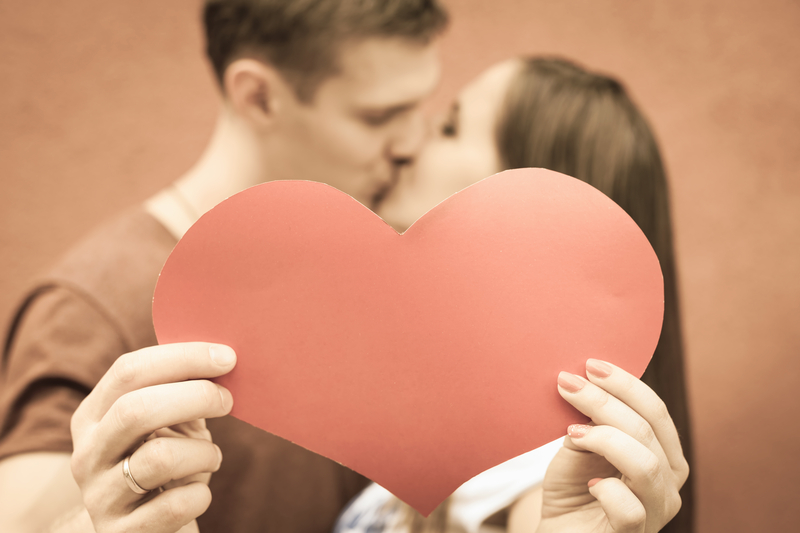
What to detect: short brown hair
<box><xmin>203</xmin><ymin>0</ymin><xmax>449</xmax><ymax>102</ymax></box>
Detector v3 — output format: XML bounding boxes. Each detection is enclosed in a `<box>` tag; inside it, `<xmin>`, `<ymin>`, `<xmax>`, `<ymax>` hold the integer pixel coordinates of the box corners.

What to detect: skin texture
<box><xmin>0</xmin><ymin>453</ymin><xmax>85</xmax><ymax>532</ymax></box>
<box><xmin>253</xmin><ymin>37</ymin><xmax>441</xmax><ymax>209</ymax></box>
<box><xmin>530</xmin><ymin>361</ymin><xmax>688</xmax><ymax>533</ymax></box>
<box><xmin>377</xmin><ymin>59</ymin><xmax>520</xmax><ymax>232</ymax></box>
<box><xmin>68</xmin><ymin>343</ymin><xmax>235</xmax><ymax>533</ymax></box>
<box><xmin>144</xmin><ymin>38</ymin><xmax>441</xmax><ymax>243</ymax></box>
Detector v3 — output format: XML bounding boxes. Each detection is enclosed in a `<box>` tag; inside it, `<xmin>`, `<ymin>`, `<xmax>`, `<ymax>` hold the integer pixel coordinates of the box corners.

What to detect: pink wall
<box><xmin>1</xmin><ymin>1</ymin><xmax>798</xmax><ymax>531</ymax></box>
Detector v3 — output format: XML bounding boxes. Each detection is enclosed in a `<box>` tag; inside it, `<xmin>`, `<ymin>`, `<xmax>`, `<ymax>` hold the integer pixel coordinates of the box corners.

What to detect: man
<box><xmin>0</xmin><ymin>1</ymin><xmax>448</xmax><ymax>531</ymax></box>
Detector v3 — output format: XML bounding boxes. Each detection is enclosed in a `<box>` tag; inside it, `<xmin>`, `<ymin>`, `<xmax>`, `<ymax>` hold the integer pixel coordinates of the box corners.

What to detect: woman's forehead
<box><xmin>458</xmin><ymin>59</ymin><xmax>522</xmax><ymax>127</ymax></box>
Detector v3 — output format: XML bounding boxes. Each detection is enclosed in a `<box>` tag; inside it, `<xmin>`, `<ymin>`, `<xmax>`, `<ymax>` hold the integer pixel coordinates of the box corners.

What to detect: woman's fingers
<box><xmin>557</xmin><ymin>371</ymin><xmax>670</xmax><ymax>470</ymax></box>
<box><xmin>584</xmin><ymin>359</ymin><xmax>689</xmax><ymax>480</ymax></box>
<box><xmin>73</xmin><ymin>343</ymin><xmax>236</xmax><ymax>431</ymax></box>
<box><xmin>587</xmin><ymin>477</ymin><xmax>646</xmax><ymax>533</ymax></box>
<box><xmin>567</xmin><ymin>424</ymin><xmax>659</xmax><ymax>490</ymax></box>
<box><xmin>568</xmin><ymin>424</ymin><xmax>682</xmax><ymax>525</ymax></box>
<box><xmin>545</xmin><ymin>361</ymin><xmax>688</xmax><ymax>532</ymax></box>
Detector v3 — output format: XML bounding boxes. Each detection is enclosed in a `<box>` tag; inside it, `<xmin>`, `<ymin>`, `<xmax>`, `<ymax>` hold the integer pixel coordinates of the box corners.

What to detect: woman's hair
<box><xmin>402</xmin><ymin>57</ymin><xmax>693</xmax><ymax>533</ymax></box>
<box><xmin>406</xmin><ymin>57</ymin><xmax>694</xmax><ymax>533</ymax></box>
<box><xmin>496</xmin><ymin>57</ymin><xmax>695</xmax><ymax>533</ymax></box>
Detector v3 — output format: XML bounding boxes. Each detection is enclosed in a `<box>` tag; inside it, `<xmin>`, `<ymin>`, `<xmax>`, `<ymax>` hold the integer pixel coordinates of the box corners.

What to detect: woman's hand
<box><xmin>536</xmin><ymin>359</ymin><xmax>689</xmax><ymax>533</ymax></box>
<box><xmin>69</xmin><ymin>343</ymin><xmax>236</xmax><ymax>533</ymax></box>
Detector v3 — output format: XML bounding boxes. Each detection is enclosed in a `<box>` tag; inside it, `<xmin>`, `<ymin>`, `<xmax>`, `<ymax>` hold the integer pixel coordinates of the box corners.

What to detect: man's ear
<box><xmin>223</xmin><ymin>59</ymin><xmax>285</xmax><ymax>128</ymax></box>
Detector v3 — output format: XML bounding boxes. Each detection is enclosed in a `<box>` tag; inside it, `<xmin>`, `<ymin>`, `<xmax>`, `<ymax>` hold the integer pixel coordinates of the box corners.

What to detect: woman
<box><xmin>338</xmin><ymin>57</ymin><xmax>693</xmax><ymax>533</ymax></box>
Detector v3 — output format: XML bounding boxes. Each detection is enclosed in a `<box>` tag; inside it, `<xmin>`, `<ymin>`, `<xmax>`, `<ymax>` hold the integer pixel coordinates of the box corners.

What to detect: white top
<box><xmin>334</xmin><ymin>437</ymin><xmax>564</xmax><ymax>533</ymax></box>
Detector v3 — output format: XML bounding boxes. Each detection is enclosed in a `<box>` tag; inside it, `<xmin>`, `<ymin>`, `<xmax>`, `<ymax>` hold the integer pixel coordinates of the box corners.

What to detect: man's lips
<box><xmin>370</xmin><ymin>182</ymin><xmax>393</xmax><ymax>210</ymax></box>
<box><xmin>370</xmin><ymin>165</ymin><xmax>404</xmax><ymax>210</ymax></box>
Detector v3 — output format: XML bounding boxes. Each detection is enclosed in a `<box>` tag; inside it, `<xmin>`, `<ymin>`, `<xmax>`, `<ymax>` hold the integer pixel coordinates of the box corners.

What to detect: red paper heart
<box><xmin>153</xmin><ymin>168</ymin><xmax>663</xmax><ymax>515</ymax></box>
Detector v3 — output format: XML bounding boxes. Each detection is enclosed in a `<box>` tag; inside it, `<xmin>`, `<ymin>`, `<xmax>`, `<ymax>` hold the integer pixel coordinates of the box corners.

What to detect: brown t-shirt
<box><xmin>0</xmin><ymin>208</ymin><xmax>368</xmax><ymax>532</ymax></box>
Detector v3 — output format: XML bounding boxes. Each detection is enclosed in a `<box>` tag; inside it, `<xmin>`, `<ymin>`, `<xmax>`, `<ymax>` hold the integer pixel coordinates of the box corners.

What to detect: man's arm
<box><xmin>0</xmin><ymin>452</ymin><xmax>83</xmax><ymax>533</ymax></box>
<box><xmin>0</xmin><ymin>452</ymin><xmax>202</xmax><ymax>533</ymax></box>
<box><xmin>0</xmin><ymin>285</ymin><xmax>126</xmax><ymax>533</ymax></box>
<box><xmin>0</xmin><ymin>342</ymin><xmax>234</xmax><ymax>533</ymax></box>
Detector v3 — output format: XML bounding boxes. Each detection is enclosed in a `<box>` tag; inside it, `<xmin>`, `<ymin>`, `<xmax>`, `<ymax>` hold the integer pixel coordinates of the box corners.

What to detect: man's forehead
<box><xmin>321</xmin><ymin>37</ymin><xmax>441</xmax><ymax>109</ymax></box>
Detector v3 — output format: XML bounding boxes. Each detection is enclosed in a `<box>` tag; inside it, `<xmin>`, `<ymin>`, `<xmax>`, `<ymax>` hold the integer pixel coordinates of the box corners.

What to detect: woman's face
<box><xmin>377</xmin><ymin>59</ymin><xmax>521</xmax><ymax>232</ymax></box>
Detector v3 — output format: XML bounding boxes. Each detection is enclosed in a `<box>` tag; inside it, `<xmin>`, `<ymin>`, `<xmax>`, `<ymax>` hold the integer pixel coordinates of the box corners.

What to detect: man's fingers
<box><xmin>584</xmin><ymin>359</ymin><xmax>689</xmax><ymax>479</ymax></box>
<box><xmin>151</xmin><ymin>419</ymin><xmax>211</xmax><ymax>441</ymax></box>
<box><xmin>117</xmin><ymin>482</ymin><xmax>213</xmax><ymax>533</ymax></box>
<box><xmin>92</xmin><ymin>380</ymin><xmax>232</xmax><ymax>462</ymax></box>
<box><xmin>587</xmin><ymin>477</ymin><xmax>646</xmax><ymax>533</ymax></box>
<box><xmin>75</xmin><ymin>343</ymin><xmax>236</xmax><ymax>428</ymax></box>
<box><xmin>118</xmin><ymin>438</ymin><xmax>221</xmax><ymax>494</ymax></box>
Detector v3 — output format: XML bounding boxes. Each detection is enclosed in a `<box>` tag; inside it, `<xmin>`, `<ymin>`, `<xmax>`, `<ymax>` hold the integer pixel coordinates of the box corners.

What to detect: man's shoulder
<box><xmin>52</xmin><ymin>206</ymin><xmax>175</xmax><ymax>283</ymax></box>
<box><xmin>39</xmin><ymin>206</ymin><xmax>177</xmax><ymax>349</ymax></box>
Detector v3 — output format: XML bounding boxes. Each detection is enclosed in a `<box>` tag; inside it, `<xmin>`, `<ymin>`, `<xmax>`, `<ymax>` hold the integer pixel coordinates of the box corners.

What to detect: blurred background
<box><xmin>1</xmin><ymin>1</ymin><xmax>798</xmax><ymax>530</ymax></box>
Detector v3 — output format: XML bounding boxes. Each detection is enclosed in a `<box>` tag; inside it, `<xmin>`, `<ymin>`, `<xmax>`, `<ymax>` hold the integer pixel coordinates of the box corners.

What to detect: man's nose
<box><xmin>387</xmin><ymin>110</ymin><xmax>428</xmax><ymax>163</ymax></box>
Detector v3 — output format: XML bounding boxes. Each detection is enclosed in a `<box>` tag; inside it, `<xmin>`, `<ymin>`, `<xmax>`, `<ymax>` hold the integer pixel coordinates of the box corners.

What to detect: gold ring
<box><xmin>122</xmin><ymin>455</ymin><xmax>150</xmax><ymax>495</ymax></box>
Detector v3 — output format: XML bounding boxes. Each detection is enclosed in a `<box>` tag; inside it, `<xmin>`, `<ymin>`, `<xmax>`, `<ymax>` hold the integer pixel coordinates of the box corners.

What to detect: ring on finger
<box><xmin>123</xmin><ymin>454</ymin><xmax>151</xmax><ymax>495</ymax></box>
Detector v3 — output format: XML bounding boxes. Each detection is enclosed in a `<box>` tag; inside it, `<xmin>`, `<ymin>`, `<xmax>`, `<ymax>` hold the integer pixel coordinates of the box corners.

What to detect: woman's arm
<box><xmin>507</xmin><ymin>486</ymin><xmax>543</xmax><ymax>533</ymax></box>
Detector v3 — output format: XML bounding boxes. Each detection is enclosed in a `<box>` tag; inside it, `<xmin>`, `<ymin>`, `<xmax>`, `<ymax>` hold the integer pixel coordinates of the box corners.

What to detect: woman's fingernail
<box><xmin>558</xmin><ymin>371</ymin><xmax>586</xmax><ymax>393</ymax></box>
<box><xmin>210</xmin><ymin>345</ymin><xmax>236</xmax><ymax>366</ymax></box>
<box><xmin>215</xmin><ymin>445</ymin><xmax>223</xmax><ymax>469</ymax></box>
<box><xmin>588</xmin><ymin>477</ymin><xmax>601</xmax><ymax>488</ymax></box>
<box><xmin>586</xmin><ymin>359</ymin><xmax>613</xmax><ymax>378</ymax></box>
<box><xmin>568</xmin><ymin>424</ymin><xmax>591</xmax><ymax>438</ymax></box>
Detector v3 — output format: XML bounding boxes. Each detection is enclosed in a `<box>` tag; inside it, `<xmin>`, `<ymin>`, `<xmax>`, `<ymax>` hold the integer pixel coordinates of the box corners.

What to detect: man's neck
<box><xmin>145</xmin><ymin>109</ymin><xmax>269</xmax><ymax>240</ymax></box>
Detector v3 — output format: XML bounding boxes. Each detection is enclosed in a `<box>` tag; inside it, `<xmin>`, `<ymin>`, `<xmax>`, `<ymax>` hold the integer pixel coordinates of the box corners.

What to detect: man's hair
<box><xmin>203</xmin><ymin>0</ymin><xmax>449</xmax><ymax>102</ymax></box>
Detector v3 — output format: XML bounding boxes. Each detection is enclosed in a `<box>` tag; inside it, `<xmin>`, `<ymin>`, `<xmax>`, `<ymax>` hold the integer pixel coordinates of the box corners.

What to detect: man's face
<box><xmin>267</xmin><ymin>38</ymin><xmax>441</xmax><ymax>209</ymax></box>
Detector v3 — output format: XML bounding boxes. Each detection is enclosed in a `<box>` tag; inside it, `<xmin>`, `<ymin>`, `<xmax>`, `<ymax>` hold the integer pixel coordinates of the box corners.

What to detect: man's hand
<box><xmin>69</xmin><ymin>343</ymin><xmax>236</xmax><ymax>533</ymax></box>
<box><xmin>534</xmin><ymin>359</ymin><xmax>689</xmax><ymax>533</ymax></box>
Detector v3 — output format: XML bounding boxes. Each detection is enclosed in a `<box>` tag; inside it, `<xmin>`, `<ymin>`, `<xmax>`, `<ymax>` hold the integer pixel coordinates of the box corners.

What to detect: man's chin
<box><xmin>369</xmin><ymin>183</ymin><xmax>394</xmax><ymax>211</ymax></box>
<box><xmin>373</xmin><ymin>202</ymin><xmax>413</xmax><ymax>234</ymax></box>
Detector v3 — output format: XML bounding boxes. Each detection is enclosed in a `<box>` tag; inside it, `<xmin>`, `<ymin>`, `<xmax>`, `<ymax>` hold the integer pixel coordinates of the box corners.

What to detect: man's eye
<box><xmin>362</xmin><ymin>113</ymin><xmax>393</xmax><ymax>127</ymax></box>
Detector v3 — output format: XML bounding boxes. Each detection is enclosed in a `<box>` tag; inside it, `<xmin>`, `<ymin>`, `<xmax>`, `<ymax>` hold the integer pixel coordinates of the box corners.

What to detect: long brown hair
<box><xmin>496</xmin><ymin>57</ymin><xmax>694</xmax><ymax>533</ymax></box>
<box><xmin>404</xmin><ymin>57</ymin><xmax>694</xmax><ymax>533</ymax></box>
